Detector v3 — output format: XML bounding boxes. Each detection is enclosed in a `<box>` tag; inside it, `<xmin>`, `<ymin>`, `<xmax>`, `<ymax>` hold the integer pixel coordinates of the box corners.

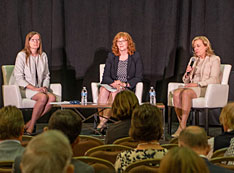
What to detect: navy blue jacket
<box><xmin>101</xmin><ymin>52</ymin><xmax>143</xmax><ymax>89</ymax></box>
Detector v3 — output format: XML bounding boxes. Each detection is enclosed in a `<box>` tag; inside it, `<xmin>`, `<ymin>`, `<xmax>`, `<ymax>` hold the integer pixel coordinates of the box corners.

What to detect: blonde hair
<box><xmin>192</xmin><ymin>36</ymin><xmax>215</xmax><ymax>57</ymax></box>
<box><xmin>22</xmin><ymin>31</ymin><xmax>43</xmax><ymax>64</ymax></box>
<box><xmin>219</xmin><ymin>102</ymin><xmax>234</xmax><ymax>129</ymax></box>
<box><xmin>112</xmin><ymin>32</ymin><xmax>136</xmax><ymax>56</ymax></box>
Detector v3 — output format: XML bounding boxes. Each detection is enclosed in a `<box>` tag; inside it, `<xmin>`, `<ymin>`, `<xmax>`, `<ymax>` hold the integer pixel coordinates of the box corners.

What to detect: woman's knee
<box><xmin>173</xmin><ymin>89</ymin><xmax>182</xmax><ymax>100</ymax></box>
<box><xmin>48</xmin><ymin>94</ymin><xmax>56</xmax><ymax>102</ymax></box>
<box><xmin>37</xmin><ymin>93</ymin><xmax>48</xmax><ymax>104</ymax></box>
<box><xmin>181</xmin><ymin>89</ymin><xmax>196</xmax><ymax>99</ymax></box>
<box><xmin>99</xmin><ymin>87</ymin><xmax>109</xmax><ymax>95</ymax></box>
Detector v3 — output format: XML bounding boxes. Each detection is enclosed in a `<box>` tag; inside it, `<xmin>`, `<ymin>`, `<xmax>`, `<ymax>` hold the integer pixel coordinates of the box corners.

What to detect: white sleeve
<box><xmin>14</xmin><ymin>52</ymin><xmax>30</xmax><ymax>88</ymax></box>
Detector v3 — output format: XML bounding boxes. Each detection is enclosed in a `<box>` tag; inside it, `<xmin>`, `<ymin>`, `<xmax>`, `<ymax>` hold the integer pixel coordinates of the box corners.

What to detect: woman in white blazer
<box><xmin>172</xmin><ymin>36</ymin><xmax>221</xmax><ymax>137</ymax></box>
<box><xmin>13</xmin><ymin>31</ymin><xmax>56</xmax><ymax>135</ymax></box>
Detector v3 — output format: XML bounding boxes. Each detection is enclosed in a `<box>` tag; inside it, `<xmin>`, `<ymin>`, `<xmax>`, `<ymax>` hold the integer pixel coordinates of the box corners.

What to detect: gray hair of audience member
<box><xmin>20</xmin><ymin>130</ymin><xmax>73</xmax><ymax>173</ymax></box>
<box><xmin>159</xmin><ymin>147</ymin><xmax>209</xmax><ymax>173</ymax></box>
<box><xmin>48</xmin><ymin>109</ymin><xmax>82</xmax><ymax>144</ymax></box>
<box><xmin>0</xmin><ymin>106</ymin><xmax>24</xmax><ymax>140</ymax></box>
<box><xmin>178</xmin><ymin>126</ymin><xmax>209</xmax><ymax>150</ymax></box>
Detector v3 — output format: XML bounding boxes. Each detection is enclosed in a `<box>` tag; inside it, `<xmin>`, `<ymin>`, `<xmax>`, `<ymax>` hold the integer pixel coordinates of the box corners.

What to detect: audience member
<box><xmin>115</xmin><ymin>104</ymin><xmax>167</xmax><ymax>173</ymax></box>
<box><xmin>105</xmin><ymin>90</ymin><xmax>139</xmax><ymax>144</ymax></box>
<box><xmin>179</xmin><ymin>126</ymin><xmax>233</xmax><ymax>173</ymax></box>
<box><xmin>159</xmin><ymin>147</ymin><xmax>209</xmax><ymax>173</ymax></box>
<box><xmin>224</xmin><ymin>137</ymin><xmax>234</xmax><ymax>165</ymax></box>
<box><xmin>208</xmin><ymin>102</ymin><xmax>234</xmax><ymax>157</ymax></box>
<box><xmin>0</xmin><ymin>106</ymin><xmax>25</xmax><ymax>161</ymax></box>
<box><xmin>97</xmin><ymin>31</ymin><xmax>143</xmax><ymax>133</ymax></box>
<box><xmin>13</xmin><ymin>109</ymin><xmax>94</xmax><ymax>173</ymax></box>
<box><xmin>172</xmin><ymin>36</ymin><xmax>221</xmax><ymax>137</ymax></box>
<box><xmin>20</xmin><ymin>130</ymin><xmax>74</xmax><ymax>173</ymax></box>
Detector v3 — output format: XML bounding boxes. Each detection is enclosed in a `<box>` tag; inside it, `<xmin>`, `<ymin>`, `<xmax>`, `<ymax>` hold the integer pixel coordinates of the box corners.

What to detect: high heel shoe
<box><xmin>171</xmin><ymin>133</ymin><xmax>179</xmax><ymax>138</ymax></box>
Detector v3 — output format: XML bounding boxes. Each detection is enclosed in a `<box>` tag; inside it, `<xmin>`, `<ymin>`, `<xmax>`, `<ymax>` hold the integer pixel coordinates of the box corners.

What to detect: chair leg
<box><xmin>205</xmin><ymin>108</ymin><xmax>209</xmax><ymax>135</ymax></box>
<box><xmin>195</xmin><ymin>110</ymin><xmax>199</xmax><ymax>126</ymax></box>
<box><xmin>168</xmin><ymin>106</ymin><xmax>172</xmax><ymax>135</ymax></box>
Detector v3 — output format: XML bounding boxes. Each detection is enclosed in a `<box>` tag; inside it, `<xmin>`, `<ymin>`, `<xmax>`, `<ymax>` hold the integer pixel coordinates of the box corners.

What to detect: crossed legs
<box><xmin>173</xmin><ymin>88</ymin><xmax>197</xmax><ymax>136</ymax></box>
<box><xmin>25</xmin><ymin>93</ymin><xmax>56</xmax><ymax>133</ymax></box>
<box><xmin>97</xmin><ymin>87</ymin><xmax>118</xmax><ymax>129</ymax></box>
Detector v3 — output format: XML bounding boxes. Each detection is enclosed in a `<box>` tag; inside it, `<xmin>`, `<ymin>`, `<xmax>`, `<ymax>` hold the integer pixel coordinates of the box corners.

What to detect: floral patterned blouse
<box><xmin>114</xmin><ymin>148</ymin><xmax>168</xmax><ymax>173</ymax></box>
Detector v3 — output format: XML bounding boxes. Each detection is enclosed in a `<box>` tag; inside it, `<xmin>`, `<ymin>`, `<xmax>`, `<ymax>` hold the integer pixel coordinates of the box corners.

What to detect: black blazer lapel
<box><xmin>127</xmin><ymin>54</ymin><xmax>132</xmax><ymax>77</ymax></box>
<box><xmin>114</xmin><ymin>55</ymin><xmax>119</xmax><ymax>79</ymax></box>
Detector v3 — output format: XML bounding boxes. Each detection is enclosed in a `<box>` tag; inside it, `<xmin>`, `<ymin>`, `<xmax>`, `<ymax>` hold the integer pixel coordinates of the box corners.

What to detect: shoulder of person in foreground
<box><xmin>71</xmin><ymin>159</ymin><xmax>94</xmax><ymax>173</ymax></box>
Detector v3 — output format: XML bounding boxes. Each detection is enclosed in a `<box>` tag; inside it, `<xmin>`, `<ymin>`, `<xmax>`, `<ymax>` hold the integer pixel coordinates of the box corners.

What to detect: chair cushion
<box><xmin>22</xmin><ymin>99</ymin><xmax>36</xmax><ymax>108</ymax></box>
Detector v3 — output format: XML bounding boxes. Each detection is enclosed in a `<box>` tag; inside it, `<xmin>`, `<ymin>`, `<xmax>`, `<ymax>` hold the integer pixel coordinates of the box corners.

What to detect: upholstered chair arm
<box><xmin>2</xmin><ymin>85</ymin><xmax>22</xmax><ymax>108</ymax></box>
<box><xmin>91</xmin><ymin>82</ymin><xmax>99</xmax><ymax>104</ymax></box>
<box><xmin>50</xmin><ymin>83</ymin><xmax>62</xmax><ymax>102</ymax></box>
<box><xmin>135</xmin><ymin>82</ymin><xmax>143</xmax><ymax>104</ymax></box>
<box><xmin>167</xmin><ymin>82</ymin><xmax>184</xmax><ymax>106</ymax></box>
<box><xmin>205</xmin><ymin>84</ymin><xmax>229</xmax><ymax>108</ymax></box>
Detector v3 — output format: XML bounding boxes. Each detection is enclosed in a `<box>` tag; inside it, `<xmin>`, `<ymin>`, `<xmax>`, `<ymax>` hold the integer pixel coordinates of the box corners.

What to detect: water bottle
<box><xmin>149</xmin><ymin>86</ymin><xmax>156</xmax><ymax>105</ymax></box>
<box><xmin>81</xmin><ymin>87</ymin><xmax>88</xmax><ymax>105</ymax></box>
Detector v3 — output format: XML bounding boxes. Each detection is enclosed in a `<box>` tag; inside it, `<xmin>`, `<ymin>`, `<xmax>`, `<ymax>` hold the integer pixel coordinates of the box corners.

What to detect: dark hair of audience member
<box><xmin>48</xmin><ymin>109</ymin><xmax>82</xmax><ymax>144</ymax></box>
<box><xmin>129</xmin><ymin>104</ymin><xmax>163</xmax><ymax>142</ymax></box>
<box><xmin>0</xmin><ymin>106</ymin><xmax>24</xmax><ymax>140</ymax></box>
<box><xmin>159</xmin><ymin>147</ymin><xmax>209</xmax><ymax>173</ymax></box>
<box><xmin>111</xmin><ymin>90</ymin><xmax>139</xmax><ymax>120</ymax></box>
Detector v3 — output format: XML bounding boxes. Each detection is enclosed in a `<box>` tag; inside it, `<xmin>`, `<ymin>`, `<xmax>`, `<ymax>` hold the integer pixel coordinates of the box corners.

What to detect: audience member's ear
<box><xmin>71</xmin><ymin>136</ymin><xmax>80</xmax><ymax>148</ymax></box>
<box><xmin>74</xmin><ymin>136</ymin><xmax>80</xmax><ymax>145</ymax></box>
<box><xmin>223</xmin><ymin>124</ymin><xmax>228</xmax><ymax>132</ymax></box>
<box><xmin>66</xmin><ymin>164</ymin><xmax>74</xmax><ymax>173</ymax></box>
<box><xmin>43</xmin><ymin>127</ymin><xmax>49</xmax><ymax>132</ymax></box>
<box><xmin>20</xmin><ymin>126</ymin><xmax>24</xmax><ymax>136</ymax></box>
<box><xmin>178</xmin><ymin>140</ymin><xmax>183</xmax><ymax>147</ymax></box>
<box><xmin>205</xmin><ymin>145</ymin><xmax>211</xmax><ymax>155</ymax></box>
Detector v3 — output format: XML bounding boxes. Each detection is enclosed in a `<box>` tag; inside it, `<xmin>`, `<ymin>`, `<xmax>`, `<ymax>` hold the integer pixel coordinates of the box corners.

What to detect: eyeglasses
<box><xmin>30</xmin><ymin>39</ymin><xmax>40</xmax><ymax>42</ymax></box>
<box><xmin>117</xmin><ymin>40</ymin><xmax>127</xmax><ymax>44</ymax></box>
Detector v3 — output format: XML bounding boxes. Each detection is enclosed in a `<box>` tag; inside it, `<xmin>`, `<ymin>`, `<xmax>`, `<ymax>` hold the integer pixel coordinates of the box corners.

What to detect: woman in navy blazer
<box><xmin>97</xmin><ymin>32</ymin><xmax>143</xmax><ymax>132</ymax></box>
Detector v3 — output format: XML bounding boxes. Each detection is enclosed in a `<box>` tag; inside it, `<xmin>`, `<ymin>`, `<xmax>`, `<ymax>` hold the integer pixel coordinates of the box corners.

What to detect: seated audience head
<box><xmin>112</xmin><ymin>90</ymin><xmax>139</xmax><ymax>120</ymax></box>
<box><xmin>159</xmin><ymin>147</ymin><xmax>209</xmax><ymax>173</ymax></box>
<box><xmin>20</xmin><ymin>130</ymin><xmax>74</xmax><ymax>173</ymax></box>
<box><xmin>178</xmin><ymin>126</ymin><xmax>210</xmax><ymax>155</ymax></box>
<box><xmin>129</xmin><ymin>103</ymin><xmax>162</xmax><ymax>142</ymax></box>
<box><xmin>0</xmin><ymin>106</ymin><xmax>24</xmax><ymax>141</ymax></box>
<box><xmin>219</xmin><ymin>102</ymin><xmax>234</xmax><ymax>131</ymax></box>
<box><xmin>47</xmin><ymin>109</ymin><xmax>82</xmax><ymax>147</ymax></box>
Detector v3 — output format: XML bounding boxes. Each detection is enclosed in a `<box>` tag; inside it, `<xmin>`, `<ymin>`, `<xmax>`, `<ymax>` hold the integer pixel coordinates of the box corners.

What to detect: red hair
<box><xmin>112</xmin><ymin>32</ymin><xmax>136</xmax><ymax>56</ymax></box>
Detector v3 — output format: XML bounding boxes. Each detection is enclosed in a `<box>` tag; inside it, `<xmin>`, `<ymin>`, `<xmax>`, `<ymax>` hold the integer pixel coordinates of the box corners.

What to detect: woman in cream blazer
<box><xmin>172</xmin><ymin>36</ymin><xmax>221</xmax><ymax>137</ymax></box>
<box><xmin>12</xmin><ymin>31</ymin><xmax>56</xmax><ymax>135</ymax></box>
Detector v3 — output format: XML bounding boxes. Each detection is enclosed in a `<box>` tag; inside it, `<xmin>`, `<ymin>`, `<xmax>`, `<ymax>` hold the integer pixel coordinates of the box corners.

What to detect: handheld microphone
<box><xmin>186</xmin><ymin>57</ymin><xmax>196</xmax><ymax>76</ymax></box>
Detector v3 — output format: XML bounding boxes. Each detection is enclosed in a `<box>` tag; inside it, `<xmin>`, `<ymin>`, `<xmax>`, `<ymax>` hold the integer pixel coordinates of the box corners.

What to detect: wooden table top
<box><xmin>55</xmin><ymin>102</ymin><xmax>165</xmax><ymax>109</ymax></box>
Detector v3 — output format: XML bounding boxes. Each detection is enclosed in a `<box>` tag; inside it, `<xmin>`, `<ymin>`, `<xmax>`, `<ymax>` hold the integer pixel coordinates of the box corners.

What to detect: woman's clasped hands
<box><xmin>111</xmin><ymin>80</ymin><xmax>127</xmax><ymax>91</ymax></box>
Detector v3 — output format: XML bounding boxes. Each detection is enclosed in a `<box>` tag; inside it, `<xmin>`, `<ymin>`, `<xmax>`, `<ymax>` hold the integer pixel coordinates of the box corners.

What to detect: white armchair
<box><xmin>2</xmin><ymin>65</ymin><xmax>62</xmax><ymax>108</ymax></box>
<box><xmin>167</xmin><ymin>64</ymin><xmax>232</xmax><ymax>135</ymax></box>
<box><xmin>91</xmin><ymin>64</ymin><xmax>143</xmax><ymax>104</ymax></box>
